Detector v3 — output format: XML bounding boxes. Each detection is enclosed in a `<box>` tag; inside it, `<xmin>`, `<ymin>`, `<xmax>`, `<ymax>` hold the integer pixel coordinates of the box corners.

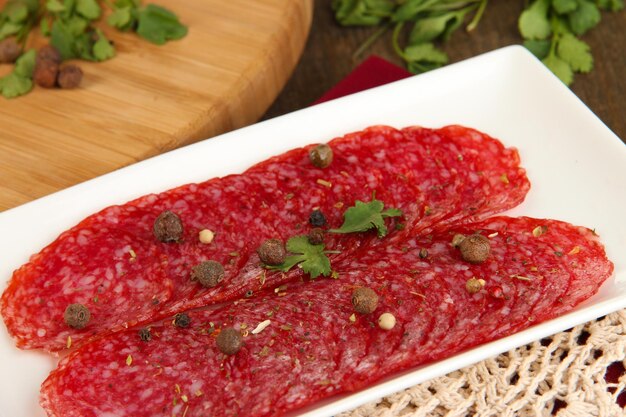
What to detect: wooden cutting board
<box><xmin>0</xmin><ymin>0</ymin><xmax>313</xmax><ymax>211</ymax></box>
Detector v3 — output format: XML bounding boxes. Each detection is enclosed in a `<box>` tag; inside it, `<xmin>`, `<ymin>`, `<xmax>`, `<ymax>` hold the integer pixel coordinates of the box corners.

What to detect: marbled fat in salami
<box><xmin>1</xmin><ymin>126</ymin><xmax>529</xmax><ymax>352</ymax></box>
<box><xmin>39</xmin><ymin>217</ymin><xmax>612</xmax><ymax>417</ymax></box>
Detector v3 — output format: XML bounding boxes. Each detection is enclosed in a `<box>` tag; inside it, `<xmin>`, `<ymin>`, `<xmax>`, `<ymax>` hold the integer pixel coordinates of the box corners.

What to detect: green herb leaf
<box><xmin>0</xmin><ymin>72</ymin><xmax>33</xmax><ymax>98</ymax></box>
<box><xmin>392</xmin><ymin>0</ymin><xmax>432</xmax><ymax>23</ymax></box>
<box><xmin>332</xmin><ymin>0</ymin><xmax>395</xmax><ymax>26</ymax></box>
<box><xmin>266</xmin><ymin>235</ymin><xmax>332</xmax><ymax>279</ymax></box>
<box><xmin>553</xmin><ymin>0</ymin><xmax>579</xmax><ymax>14</ymax></box>
<box><xmin>50</xmin><ymin>20</ymin><xmax>77</xmax><ymax>59</ymax></box>
<box><xmin>75</xmin><ymin>0</ymin><xmax>101</xmax><ymax>20</ymax></box>
<box><xmin>519</xmin><ymin>0</ymin><xmax>551</xmax><ymax>40</ymax></box>
<box><xmin>408</xmin><ymin>12</ymin><xmax>455</xmax><ymax>44</ymax></box>
<box><xmin>41</xmin><ymin>17</ymin><xmax>51</xmax><ymax>36</ymax></box>
<box><xmin>136</xmin><ymin>4</ymin><xmax>187</xmax><ymax>45</ymax></box>
<box><xmin>7</xmin><ymin>4</ymin><xmax>28</xmax><ymax>23</ymax></box>
<box><xmin>0</xmin><ymin>22</ymin><xmax>21</xmax><ymax>39</ymax></box>
<box><xmin>596</xmin><ymin>0</ymin><xmax>624</xmax><ymax>11</ymax></box>
<box><xmin>107</xmin><ymin>6</ymin><xmax>134</xmax><ymax>30</ymax></box>
<box><xmin>543</xmin><ymin>53</ymin><xmax>574</xmax><ymax>85</ymax></box>
<box><xmin>524</xmin><ymin>39</ymin><xmax>551</xmax><ymax>59</ymax></box>
<box><xmin>46</xmin><ymin>0</ymin><xmax>66</xmax><ymax>13</ymax></box>
<box><xmin>92</xmin><ymin>29</ymin><xmax>115</xmax><ymax>61</ymax></box>
<box><xmin>330</xmin><ymin>196</ymin><xmax>402</xmax><ymax>237</ymax></box>
<box><xmin>14</xmin><ymin>48</ymin><xmax>35</xmax><ymax>77</ymax></box>
<box><xmin>568</xmin><ymin>0</ymin><xmax>601</xmax><ymax>35</ymax></box>
<box><xmin>557</xmin><ymin>33</ymin><xmax>593</xmax><ymax>72</ymax></box>
<box><xmin>404</xmin><ymin>42</ymin><xmax>448</xmax><ymax>73</ymax></box>
<box><xmin>0</xmin><ymin>50</ymin><xmax>36</xmax><ymax>99</ymax></box>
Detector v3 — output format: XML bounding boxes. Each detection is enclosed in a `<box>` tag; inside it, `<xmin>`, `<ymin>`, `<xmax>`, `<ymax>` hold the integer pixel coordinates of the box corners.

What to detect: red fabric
<box><xmin>315</xmin><ymin>54</ymin><xmax>624</xmax><ymax>409</ymax></box>
<box><xmin>313</xmin><ymin>56</ymin><xmax>412</xmax><ymax>105</ymax></box>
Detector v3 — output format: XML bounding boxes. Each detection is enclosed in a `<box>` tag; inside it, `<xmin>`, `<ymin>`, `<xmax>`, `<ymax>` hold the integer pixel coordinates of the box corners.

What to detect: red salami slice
<box><xmin>1</xmin><ymin>126</ymin><xmax>529</xmax><ymax>352</ymax></box>
<box><xmin>40</xmin><ymin>217</ymin><xmax>612</xmax><ymax>417</ymax></box>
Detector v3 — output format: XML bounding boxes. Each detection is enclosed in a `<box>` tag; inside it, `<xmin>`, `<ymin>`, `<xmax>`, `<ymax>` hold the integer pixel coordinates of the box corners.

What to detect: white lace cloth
<box><xmin>342</xmin><ymin>310</ymin><xmax>626</xmax><ymax>417</ymax></box>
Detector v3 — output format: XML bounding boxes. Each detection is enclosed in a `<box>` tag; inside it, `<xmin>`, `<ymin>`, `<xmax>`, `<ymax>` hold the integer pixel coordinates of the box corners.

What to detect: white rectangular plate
<box><xmin>1</xmin><ymin>46</ymin><xmax>625</xmax><ymax>417</ymax></box>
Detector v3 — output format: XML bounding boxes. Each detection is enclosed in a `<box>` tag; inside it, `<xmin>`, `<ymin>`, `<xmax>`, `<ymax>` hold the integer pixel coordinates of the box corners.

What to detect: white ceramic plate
<box><xmin>1</xmin><ymin>46</ymin><xmax>625</xmax><ymax>417</ymax></box>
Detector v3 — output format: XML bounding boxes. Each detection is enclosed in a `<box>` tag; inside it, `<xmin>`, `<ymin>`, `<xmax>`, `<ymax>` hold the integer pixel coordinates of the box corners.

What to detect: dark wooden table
<box><xmin>265</xmin><ymin>1</ymin><xmax>625</xmax><ymax>143</ymax></box>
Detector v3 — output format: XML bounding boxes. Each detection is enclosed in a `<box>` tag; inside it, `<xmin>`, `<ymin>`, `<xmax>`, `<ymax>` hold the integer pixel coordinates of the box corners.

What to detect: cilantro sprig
<box><xmin>519</xmin><ymin>0</ymin><xmax>622</xmax><ymax>85</ymax></box>
<box><xmin>332</xmin><ymin>0</ymin><xmax>488</xmax><ymax>73</ymax></box>
<box><xmin>332</xmin><ymin>0</ymin><xmax>624</xmax><ymax>85</ymax></box>
<box><xmin>330</xmin><ymin>197</ymin><xmax>402</xmax><ymax>238</ymax></box>
<box><xmin>107</xmin><ymin>1</ymin><xmax>187</xmax><ymax>45</ymax></box>
<box><xmin>266</xmin><ymin>235</ymin><xmax>335</xmax><ymax>279</ymax></box>
<box><xmin>0</xmin><ymin>0</ymin><xmax>39</xmax><ymax>43</ymax></box>
<box><xmin>0</xmin><ymin>0</ymin><xmax>188</xmax><ymax>99</ymax></box>
<box><xmin>266</xmin><ymin>196</ymin><xmax>402</xmax><ymax>278</ymax></box>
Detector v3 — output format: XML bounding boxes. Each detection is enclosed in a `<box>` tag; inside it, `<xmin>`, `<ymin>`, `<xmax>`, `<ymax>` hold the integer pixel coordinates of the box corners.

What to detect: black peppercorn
<box><xmin>174</xmin><ymin>313</ymin><xmax>191</xmax><ymax>328</ymax></box>
<box><xmin>309</xmin><ymin>210</ymin><xmax>327</xmax><ymax>227</ymax></box>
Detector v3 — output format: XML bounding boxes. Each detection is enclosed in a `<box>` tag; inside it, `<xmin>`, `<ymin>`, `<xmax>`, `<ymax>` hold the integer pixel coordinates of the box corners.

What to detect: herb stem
<box><xmin>391</xmin><ymin>22</ymin><xmax>406</xmax><ymax>60</ymax></box>
<box><xmin>466</xmin><ymin>0</ymin><xmax>488</xmax><ymax>32</ymax></box>
<box><xmin>352</xmin><ymin>24</ymin><xmax>389</xmax><ymax>60</ymax></box>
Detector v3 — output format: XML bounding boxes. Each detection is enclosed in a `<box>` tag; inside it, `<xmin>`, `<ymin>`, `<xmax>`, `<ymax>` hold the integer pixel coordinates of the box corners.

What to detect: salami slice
<box><xmin>1</xmin><ymin>126</ymin><xmax>529</xmax><ymax>352</ymax></box>
<box><xmin>40</xmin><ymin>217</ymin><xmax>612</xmax><ymax>417</ymax></box>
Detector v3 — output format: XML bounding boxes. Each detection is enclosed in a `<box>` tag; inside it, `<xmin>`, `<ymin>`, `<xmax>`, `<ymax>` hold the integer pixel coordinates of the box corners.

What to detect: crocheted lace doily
<box><xmin>343</xmin><ymin>310</ymin><xmax>626</xmax><ymax>417</ymax></box>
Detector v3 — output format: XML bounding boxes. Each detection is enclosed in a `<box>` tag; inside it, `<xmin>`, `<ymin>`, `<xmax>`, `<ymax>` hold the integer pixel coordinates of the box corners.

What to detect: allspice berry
<box><xmin>153</xmin><ymin>210</ymin><xmax>184</xmax><ymax>243</ymax></box>
<box><xmin>0</xmin><ymin>38</ymin><xmax>22</xmax><ymax>63</ymax></box>
<box><xmin>33</xmin><ymin>59</ymin><xmax>59</xmax><ymax>88</ymax></box>
<box><xmin>459</xmin><ymin>234</ymin><xmax>491</xmax><ymax>264</ymax></box>
<box><xmin>216</xmin><ymin>327</ymin><xmax>242</xmax><ymax>355</ymax></box>
<box><xmin>37</xmin><ymin>45</ymin><xmax>62</xmax><ymax>65</ymax></box>
<box><xmin>257</xmin><ymin>238</ymin><xmax>286</xmax><ymax>265</ymax></box>
<box><xmin>308</xmin><ymin>228</ymin><xmax>325</xmax><ymax>245</ymax></box>
<box><xmin>351</xmin><ymin>287</ymin><xmax>379</xmax><ymax>314</ymax></box>
<box><xmin>191</xmin><ymin>260</ymin><xmax>224</xmax><ymax>288</ymax></box>
<box><xmin>64</xmin><ymin>304</ymin><xmax>91</xmax><ymax>329</ymax></box>
<box><xmin>57</xmin><ymin>65</ymin><xmax>83</xmax><ymax>89</ymax></box>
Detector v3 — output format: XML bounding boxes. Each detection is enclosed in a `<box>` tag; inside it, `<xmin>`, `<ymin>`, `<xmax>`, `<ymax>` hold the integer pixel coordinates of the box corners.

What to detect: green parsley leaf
<box><xmin>392</xmin><ymin>0</ymin><xmax>431</xmax><ymax>23</ymax></box>
<box><xmin>14</xmin><ymin>48</ymin><xmax>35</xmax><ymax>77</ymax></box>
<box><xmin>543</xmin><ymin>53</ymin><xmax>574</xmax><ymax>85</ymax></box>
<box><xmin>557</xmin><ymin>33</ymin><xmax>592</xmax><ymax>72</ymax></box>
<box><xmin>596</xmin><ymin>0</ymin><xmax>624</xmax><ymax>11</ymax></box>
<box><xmin>330</xmin><ymin>197</ymin><xmax>402</xmax><ymax>237</ymax></box>
<box><xmin>107</xmin><ymin>6</ymin><xmax>134</xmax><ymax>30</ymax></box>
<box><xmin>266</xmin><ymin>235</ymin><xmax>332</xmax><ymax>279</ymax></box>
<box><xmin>0</xmin><ymin>22</ymin><xmax>21</xmax><ymax>39</ymax></box>
<box><xmin>553</xmin><ymin>0</ymin><xmax>578</xmax><ymax>14</ymax></box>
<box><xmin>50</xmin><ymin>20</ymin><xmax>77</xmax><ymax>59</ymax></box>
<box><xmin>404</xmin><ymin>42</ymin><xmax>448</xmax><ymax>73</ymax></box>
<box><xmin>0</xmin><ymin>51</ymin><xmax>35</xmax><ymax>99</ymax></box>
<box><xmin>524</xmin><ymin>39</ymin><xmax>551</xmax><ymax>59</ymax></box>
<box><xmin>75</xmin><ymin>0</ymin><xmax>101</xmax><ymax>20</ymax></box>
<box><xmin>92</xmin><ymin>29</ymin><xmax>115</xmax><ymax>61</ymax></box>
<box><xmin>41</xmin><ymin>17</ymin><xmax>52</xmax><ymax>36</ymax></box>
<box><xmin>6</xmin><ymin>3</ymin><xmax>28</xmax><ymax>23</ymax></box>
<box><xmin>518</xmin><ymin>0</ymin><xmax>551</xmax><ymax>40</ymax></box>
<box><xmin>46</xmin><ymin>0</ymin><xmax>66</xmax><ymax>13</ymax></box>
<box><xmin>136</xmin><ymin>4</ymin><xmax>187</xmax><ymax>45</ymax></box>
<box><xmin>332</xmin><ymin>0</ymin><xmax>394</xmax><ymax>26</ymax></box>
<box><xmin>568</xmin><ymin>0</ymin><xmax>601</xmax><ymax>35</ymax></box>
<box><xmin>408</xmin><ymin>12</ymin><xmax>455</xmax><ymax>44</ymax></box>
<box><xmin>0</xmin><ymin>72</ymin><xmax>32</xmax><ymax>98</ymax></box>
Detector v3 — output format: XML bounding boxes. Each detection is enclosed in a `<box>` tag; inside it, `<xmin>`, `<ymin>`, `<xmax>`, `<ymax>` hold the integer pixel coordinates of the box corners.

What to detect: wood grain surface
<box><xmin>0</xmin><ymin>0</ymin><xmax>313</xmax><ymax>211</ymax></box>
<box><xmin>265</xmin><ymin>1</ymin><xmax>626</xmax><ymax>144</ymax></box>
